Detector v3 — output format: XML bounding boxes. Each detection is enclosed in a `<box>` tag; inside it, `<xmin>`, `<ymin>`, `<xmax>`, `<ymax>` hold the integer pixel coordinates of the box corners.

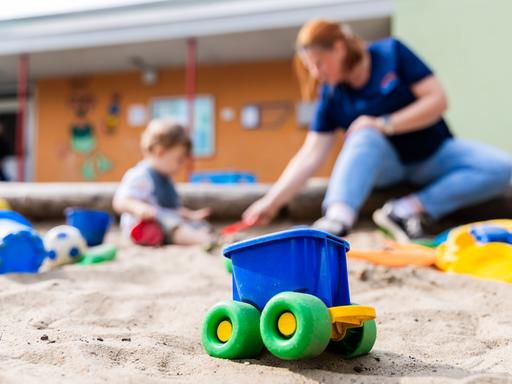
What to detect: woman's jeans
<box><xmin>323</xmin><ymin>128</ymin><xmax>512</xmax><ymax>219</ymax></box>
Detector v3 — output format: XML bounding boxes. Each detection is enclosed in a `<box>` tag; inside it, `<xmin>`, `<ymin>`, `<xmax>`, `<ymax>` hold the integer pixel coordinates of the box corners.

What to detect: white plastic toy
<box><xmin>42</xmin><ymin>225</ymin><xmax>87</xmax><ymax>269</ymax></box>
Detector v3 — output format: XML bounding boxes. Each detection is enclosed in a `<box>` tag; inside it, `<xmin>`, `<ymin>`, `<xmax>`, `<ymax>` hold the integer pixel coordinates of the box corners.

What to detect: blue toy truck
<box><xmin>202</xmin><ymin>228</ymin><xmax>377</xmax><ymax>360</ymax></box>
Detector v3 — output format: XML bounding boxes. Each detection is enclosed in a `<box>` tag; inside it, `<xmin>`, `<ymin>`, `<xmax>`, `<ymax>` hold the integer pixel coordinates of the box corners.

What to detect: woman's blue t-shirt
<box><xmin>311</xmin><ymin>37</ymin><xmax>452</xmax><ymax>163</ymax></box>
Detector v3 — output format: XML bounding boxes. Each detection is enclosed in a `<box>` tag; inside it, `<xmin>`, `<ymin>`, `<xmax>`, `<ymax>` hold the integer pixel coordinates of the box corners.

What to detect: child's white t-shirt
<box><xmin>115</xmin><ymin>161</ymin><xmax>182</xmax><ymax>234</ymax></box>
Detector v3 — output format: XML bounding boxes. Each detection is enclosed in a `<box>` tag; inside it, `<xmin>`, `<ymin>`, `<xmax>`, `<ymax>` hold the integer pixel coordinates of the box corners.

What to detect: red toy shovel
<box><xmin>221</xmin><ymin>220</ymin><xmax>254</xmax><ymax>236</ymax></box>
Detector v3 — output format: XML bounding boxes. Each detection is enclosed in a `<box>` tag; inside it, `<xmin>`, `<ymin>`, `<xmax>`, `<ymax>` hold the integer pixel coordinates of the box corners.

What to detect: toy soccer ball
<box><xmin>43</xmin><ymin>225</ymin><xmax>87</xmax><ymax>269</ymax></box>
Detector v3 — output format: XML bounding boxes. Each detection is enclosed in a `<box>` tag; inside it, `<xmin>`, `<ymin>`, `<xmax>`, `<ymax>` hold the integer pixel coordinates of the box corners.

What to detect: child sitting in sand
<box><xmin>114</xmin><ymin>118</ymin><xmax>214</xmax><ymax>247</ymax></box>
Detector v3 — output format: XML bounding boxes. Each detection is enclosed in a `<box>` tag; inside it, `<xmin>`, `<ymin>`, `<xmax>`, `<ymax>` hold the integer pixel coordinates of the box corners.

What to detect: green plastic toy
<box><xmin>79</xmin><ymin>244</ymin><xmax>117</xmax><ymax>265</ymax></box>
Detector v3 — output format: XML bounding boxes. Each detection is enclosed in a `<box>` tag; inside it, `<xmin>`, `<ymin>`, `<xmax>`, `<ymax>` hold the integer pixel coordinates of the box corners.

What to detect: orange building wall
<box><xmin>35</xmin><ymin>59</ymin><xmax>344</xmax><ymax>182</ymax></box>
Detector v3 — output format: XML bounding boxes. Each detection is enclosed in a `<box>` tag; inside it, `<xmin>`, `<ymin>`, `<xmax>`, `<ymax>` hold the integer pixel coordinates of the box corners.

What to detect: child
<box><xmin>113</xmin><ymin>118</ymin><xmax>214</xmax><ymax>246</ymax></box>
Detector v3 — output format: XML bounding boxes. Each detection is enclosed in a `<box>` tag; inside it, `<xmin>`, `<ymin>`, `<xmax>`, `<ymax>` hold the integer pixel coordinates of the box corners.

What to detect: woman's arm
<box><xmin>265</xmin><ymin>131</ymin><xmax>335</xmax><ymax>207</ymax></box>
<box><xmin>243</xmin><ymin>131</ymin><xmax>336</xmax><ymax>225</ymax></box>
<box><xmin>347</xmin><ymin>75</ymin><xmax>448</xmax><ymax>136</ymax></box>
<box><xmin>385</xmin><ymin>75</ymin><xmax>448</xmax><ymax>134</ymax></box>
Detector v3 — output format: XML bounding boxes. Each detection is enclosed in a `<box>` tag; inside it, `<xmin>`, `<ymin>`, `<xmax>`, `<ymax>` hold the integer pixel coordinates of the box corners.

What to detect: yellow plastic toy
<box><xmin>436</xmin><ymin>220</ymin><xmax>512</xmax><ymax>283</ymax></box>
<box><xmin>0</xmin><ymin>198</ymin><xmax>11</xmax><ymax>210</ymax></box>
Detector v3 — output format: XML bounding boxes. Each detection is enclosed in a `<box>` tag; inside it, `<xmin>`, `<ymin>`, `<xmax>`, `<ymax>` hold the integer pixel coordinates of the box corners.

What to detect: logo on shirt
<box><xmin>380</xmin><ymin>71</ymin><xmax>398</xmax><ymax>92</ymax></box>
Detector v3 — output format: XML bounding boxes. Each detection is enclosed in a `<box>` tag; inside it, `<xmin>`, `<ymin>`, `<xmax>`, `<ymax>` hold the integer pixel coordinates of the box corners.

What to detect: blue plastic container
<box><xmin>0</xmin><ymin>210</ymin><xmax>33</xmax><ymax>227</ymax></box>
<box><xmin>224</xmin><ymin>228</ymin><xmax>351</xmax><ymax>311</ymax></box>
<box><xmin>65</xmin><ymin>208</ymin><xmax>112</xmax><ymax>246</ymax></box>
<box><xmin>0</xmin><ymin>212</ymin><xmax>47</xmax><ymax>274</ymax></box>
<box><xmin>190</xmin><ymin>171</ymin><xmax>257</xmax><ymax>184</ymax></box>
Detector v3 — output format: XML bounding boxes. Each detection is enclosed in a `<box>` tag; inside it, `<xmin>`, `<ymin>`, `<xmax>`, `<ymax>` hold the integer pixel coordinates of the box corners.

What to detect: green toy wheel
<box><xmin>260</xmin><ymin>292</ymin><xmax>332</xmax><ymax>360</ymax></box>
<box><xmin>202</xmin><ymin>300</ymin><xmax>263</xmax><ymax>359</ymax></box>
<box><xmin>329</xmin><ymin>319</ymin><xmax>377</xmax><ymax>358</ymax></box>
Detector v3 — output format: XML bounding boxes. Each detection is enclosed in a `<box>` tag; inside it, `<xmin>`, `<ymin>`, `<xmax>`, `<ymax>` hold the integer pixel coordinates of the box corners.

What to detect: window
<box><xmin>151</xmin><ymin>96</ymin><xmax>215</xmax><ymax>157</ymax></box>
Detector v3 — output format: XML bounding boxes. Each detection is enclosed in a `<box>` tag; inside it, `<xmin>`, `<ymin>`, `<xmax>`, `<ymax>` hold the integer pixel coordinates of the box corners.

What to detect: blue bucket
<box><xmin>65</xmin><ymin>208</ymin><xmax>112</xmax><ymax>246</ymax></box>
<box><xmin>224</xmin><ymin>228</ymin><xmax>351</xmax><ymax>311</ymax></box>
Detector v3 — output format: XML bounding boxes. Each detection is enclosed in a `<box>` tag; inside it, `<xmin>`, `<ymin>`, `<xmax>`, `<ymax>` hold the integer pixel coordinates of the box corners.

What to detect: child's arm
<box><xmin>178</xmin><ymin>207</ymin><xmax>211</xmax><ymax>221</ymax></box>
<box><xmin>114</xmin><ymin>167</ymin><xmax>157</xmax><ymax>220</ymax></box>
<box><xmin>113</xmin><ymin>196</ymin><xmax>157</xmax><ymax>220</ymax></box>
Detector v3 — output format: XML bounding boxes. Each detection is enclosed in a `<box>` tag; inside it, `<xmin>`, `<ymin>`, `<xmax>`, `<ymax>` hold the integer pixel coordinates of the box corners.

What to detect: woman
<box><xmin>243</xmin><ymin>19</ymin><xmax>512</xmax><ymax>241</ymax></box>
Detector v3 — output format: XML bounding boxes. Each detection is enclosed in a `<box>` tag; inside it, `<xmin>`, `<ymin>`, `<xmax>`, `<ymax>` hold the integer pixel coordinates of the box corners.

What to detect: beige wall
<box><xmin>394</xmin><ymin>0</ymin><xmax>512</xmax><ymax>154</ymax></box>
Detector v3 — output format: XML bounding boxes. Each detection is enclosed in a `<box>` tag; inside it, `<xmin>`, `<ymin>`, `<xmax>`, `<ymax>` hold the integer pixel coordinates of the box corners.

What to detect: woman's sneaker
<box><xmin>312</xmin><ymin>216</ymin><xmax>350</xmax><ymax>237</ymax></box>
<box><xmin>372</xmin><ymin>202</ymin><xmax>428</xmax><ymax>243</ymax></box>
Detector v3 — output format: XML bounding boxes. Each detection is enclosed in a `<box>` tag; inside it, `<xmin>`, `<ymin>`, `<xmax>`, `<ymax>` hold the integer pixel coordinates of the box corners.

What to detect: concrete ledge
<box><xmin>1</xmin><ymin>180</ymin><xmax>511</xmax><ymax>230</ymax></box>
<box><xmin>0</xmin><ymin>181</ymin><xmax>271</xmax><ymax>221</ymax></box>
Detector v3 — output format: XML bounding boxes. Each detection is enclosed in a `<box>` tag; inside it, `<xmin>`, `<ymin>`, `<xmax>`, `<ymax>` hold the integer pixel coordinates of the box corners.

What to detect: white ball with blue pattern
<box><xmin>43</xmin><ymin>225</ymin><xmax>87</xmax><ymax>268</ymax></box>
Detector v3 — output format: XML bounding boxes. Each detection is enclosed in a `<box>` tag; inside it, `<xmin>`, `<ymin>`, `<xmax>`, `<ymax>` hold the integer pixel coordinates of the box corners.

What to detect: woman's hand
<box><xmin>346</xmin><ymin>115</ymin><xmax>384</xmax><ymax>137</ymax></box>
<box><xmin>242</xmin><ymin>197</ymin><xmax>280</xmax><ymax>226</ymax></box>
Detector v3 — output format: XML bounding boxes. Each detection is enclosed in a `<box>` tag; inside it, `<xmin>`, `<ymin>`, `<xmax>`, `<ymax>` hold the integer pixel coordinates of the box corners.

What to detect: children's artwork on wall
<box><xmin>82</xmin><ymin>158</ymin><xmax>95</xmax><ymax>180</ymax></box>
<box><xmin>103</xmin><ymin>93</ymin><xmax>121</xmax><ymax>134</ymax></box>
<box><xmin>71</xmin><ymin>123</ymin><xmax>96</xmax><ymax>154</ymax></box>
<box><xmin>240</xmin><ymin>105</ymin><xmax>260</xmax><ymax>129</ymax></box>
<box><xmin>96</xmin><ymin>154</ymin><xmax>113</xmax><ymax>173</ymax></box>
<box><xmin>151</xmin><ymin>96</ymin><xmax>215</xmax><ymax>157</ymax></box>
<box><xmin>240</xmin><ymin>101</ymin><xmax>293</xmax><ymax>130</ymax></box>
<box><xmin>68</xmin><ymin>79</ymin><xmax>97</xmax><ymax>155</ymax></box>
<box><xmin>127</xmin><ymin>104</ymin><xmax>147</xmax><ymax>127</ymax></box>
<box><xmin>69</xmin><ymin>79</ymin><xmax>95</xmax><ymax>118</ymax></box>
<box><xmin>66</xmin><ymin>78</ymin><xmax>114</xmax><ymax>180</ymax></box>
<box><xmin>82</xmin><ymin>154</ymin><xmax>113</xmax><ymax>180</ymax></box>
<box><xmin>220</xmin><ymin>106</ymin><xmax>235</xmax><ymax>122</ymax></box>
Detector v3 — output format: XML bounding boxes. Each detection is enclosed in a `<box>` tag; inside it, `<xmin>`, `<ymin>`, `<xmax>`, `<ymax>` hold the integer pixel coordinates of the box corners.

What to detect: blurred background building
<box><xmin>0</xmin><ymin>0</ymin><xmax>509</xmax><ymax>182</ymax></box>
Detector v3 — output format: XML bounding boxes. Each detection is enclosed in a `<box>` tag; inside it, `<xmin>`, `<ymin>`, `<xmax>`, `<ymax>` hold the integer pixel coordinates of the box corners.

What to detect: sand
<box><xmin>0</xmin><ymin>222</ymin><xmax>511</xmax><ymax>384</ymax></box>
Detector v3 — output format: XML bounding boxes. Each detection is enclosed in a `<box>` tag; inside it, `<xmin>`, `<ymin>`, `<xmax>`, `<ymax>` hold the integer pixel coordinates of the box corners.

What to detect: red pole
<box><xmin>16</xmin><ymin>54</ymin><xmax>28</xmax><ymax>182</ymax></box>
<box><xmin>185</xmin><ymin>38</ymin><xmax>196</xmax><ymax>179</ymax></box>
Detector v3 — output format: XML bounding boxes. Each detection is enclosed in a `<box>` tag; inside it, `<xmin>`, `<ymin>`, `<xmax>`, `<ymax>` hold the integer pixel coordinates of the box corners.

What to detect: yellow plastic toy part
<box><xmin>441</xmin><ymin>243</ymin><xmax>512</xmax><ymax>283</ymax></box>
<box><xmin>0</xmin><ymin>198</ymin><xmax>11</xmax><ymax>210</ymax></box>
<box><xmin>277</xmin><ymin>312</ymin><xmax>297</xmax><ymax>337</ymax></box>
<box><xmin>216</xmin><ymin>320</ymin><xmax>233</xmax><ymax>343</ymax></box>
<box><xmin>436</xmin><ymin>220</ymin><xmax>512</xmax><ymax>283</ymax></box>
<box><xmin>328</xmin><ymin>305</ymin><xmax>376</xmax><ymax>341</ymax></box>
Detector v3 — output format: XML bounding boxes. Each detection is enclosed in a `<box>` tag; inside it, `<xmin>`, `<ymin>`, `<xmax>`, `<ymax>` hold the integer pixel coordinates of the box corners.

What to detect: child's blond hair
<box><xmin>140</xmin><ymin>118</ymin><xmax>192</xmax><ymax>155</ymax></box>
